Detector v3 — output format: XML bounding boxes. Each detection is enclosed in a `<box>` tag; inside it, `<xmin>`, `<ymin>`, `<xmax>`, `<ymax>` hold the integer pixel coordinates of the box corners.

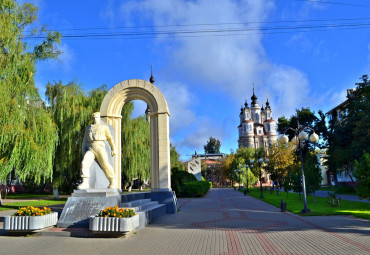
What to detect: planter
<box><xmin>89</xmin><ymin>214</ymin><xmax>139</xmax><ymax>233</ymax></box>
<box><xmin>4</xmin><ymin>212</ymin><xmax>58</xmax><ymax>231</ymax></box>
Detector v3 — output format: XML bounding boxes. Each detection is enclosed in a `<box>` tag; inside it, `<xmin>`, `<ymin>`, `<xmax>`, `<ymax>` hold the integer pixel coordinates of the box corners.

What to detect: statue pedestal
<box><xmin>57</xmin><ymin>189</ymin><xmax>121</xmax><ymax>228</ymax></box>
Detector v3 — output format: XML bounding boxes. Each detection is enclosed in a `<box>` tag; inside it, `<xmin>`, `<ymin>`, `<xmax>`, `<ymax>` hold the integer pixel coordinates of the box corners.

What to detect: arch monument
<box><xmin>100</xmin><ymin>79</ymin><xmax>171</xmax><ymax>192</ymax></box>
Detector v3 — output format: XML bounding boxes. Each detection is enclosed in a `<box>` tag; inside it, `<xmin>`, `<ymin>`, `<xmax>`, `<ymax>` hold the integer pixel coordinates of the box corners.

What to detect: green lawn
<box><xmin>243</xmin><ymin>188</ymin><xmax>370</xmax><ymax>220</ymax></box>
<box><xmin>3</xmin><ymin>193</ymin><xmax>53</xmax><ymax>199</ymax></box>
<box><xmin>0</xmin><ymin>198</ymin><xmax>67</xmax><ymax>212</ymax></box>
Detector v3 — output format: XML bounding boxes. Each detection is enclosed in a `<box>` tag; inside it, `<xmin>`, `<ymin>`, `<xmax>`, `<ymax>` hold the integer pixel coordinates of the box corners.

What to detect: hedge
<box><xmin>184</xmin><ymin>181</ymin><xmax>211</xmax><ymax>197</ymax></box>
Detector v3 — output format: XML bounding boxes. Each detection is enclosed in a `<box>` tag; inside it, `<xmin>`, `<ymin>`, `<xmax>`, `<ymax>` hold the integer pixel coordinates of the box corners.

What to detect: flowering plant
<box><xmin>13</xmin><ymin>206</ymin><xmax>52</xmax><ymax>216</ymax></box>
<box><xmin>97</xmin><ymin>205</ymin><xmax>136</xmax><ymax>218</ymax></box>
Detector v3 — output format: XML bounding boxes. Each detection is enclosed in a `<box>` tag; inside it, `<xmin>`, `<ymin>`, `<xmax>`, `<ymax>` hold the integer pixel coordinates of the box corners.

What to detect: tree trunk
<box><xmin>345</xmin><ymin>164</ymin><xmax>356</xmax><ymax>185</ymax></box>
<box><xmin>0</xmin><ymin>191</ymin><xmax>2</xmax><ymax>206</ymax></box>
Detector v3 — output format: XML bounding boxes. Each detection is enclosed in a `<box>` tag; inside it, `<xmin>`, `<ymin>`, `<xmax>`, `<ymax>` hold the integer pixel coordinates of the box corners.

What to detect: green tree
<box><xmin>121</xmin><ymin>102</ymin><xmax>150</xmax><ymax>190</ymax></box>
<box><xmin>45</xmin><ymin>81</ymin><xmax>108</xmax><ymax>192</ymax></box>
<box><xmin>0</xmin><ymin>0</ymin><xmax>61</xmax><ymax>184</ymax></box>
<box><xmin>203</xmin><ymin>137</ymin><xmax>221</xmax><ymax>154</ymax></box>
<box><xmin>170</xmin><ymin>144</ymin><xmax>184</xmax><ymax>170</ymax></box>
<box><xmin>327</xmin><ymin>75</ymin><xmax>369</xmax><ymax>183</ymax></box>
<box><xmin>267</xmin><ymin>141</ymin><xmax>295</xmax><ymax>190</ymax></box>
<box><xmin>304</xmin><ymin>153</ymin><xmax>322</xmax><ymax>202</ymax></box>
<box><xmin>354</xmin><ymin>152</ymin><xmax>370</xmax><ymax>199</ymax></box>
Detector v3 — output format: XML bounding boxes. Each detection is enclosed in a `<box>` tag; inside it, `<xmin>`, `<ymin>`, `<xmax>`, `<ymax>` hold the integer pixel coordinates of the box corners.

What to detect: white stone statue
<box><xmin>78</xmin><ymin>112</ymin><xmax>117</xmax><ymax>189</ymax></box>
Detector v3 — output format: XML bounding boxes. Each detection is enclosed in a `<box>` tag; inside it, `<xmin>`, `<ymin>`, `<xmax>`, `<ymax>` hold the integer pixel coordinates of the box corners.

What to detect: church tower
<box><xmin>237</xmin><ymin>87</ymin><xmax>277</xmax><ymax>150</ymax></box>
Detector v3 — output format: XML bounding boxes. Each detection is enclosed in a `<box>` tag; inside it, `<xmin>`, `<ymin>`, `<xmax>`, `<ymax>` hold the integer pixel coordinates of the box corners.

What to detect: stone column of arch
<box><xmin>100</xmin><ymin>79</ymin><xmax>171</xmax><ymax>191</ymax></box>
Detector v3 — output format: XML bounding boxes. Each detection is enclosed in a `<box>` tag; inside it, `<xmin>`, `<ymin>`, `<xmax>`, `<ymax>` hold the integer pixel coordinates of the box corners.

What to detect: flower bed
<box><xmin>4</xmin><ymin>206</ymin><xmax>58</xmax><ymax>231</ymax></box>
<box><xmin>90</xmin><ymin>206</ymin><xmax>139</xmax><ymax>233</ymax></box>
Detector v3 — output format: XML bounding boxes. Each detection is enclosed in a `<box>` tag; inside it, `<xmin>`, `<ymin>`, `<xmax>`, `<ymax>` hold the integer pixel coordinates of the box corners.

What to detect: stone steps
<box><xmin>120</xmin><ymin>193</ymin><xmax>166</xmax><ymax>230</ymax></box>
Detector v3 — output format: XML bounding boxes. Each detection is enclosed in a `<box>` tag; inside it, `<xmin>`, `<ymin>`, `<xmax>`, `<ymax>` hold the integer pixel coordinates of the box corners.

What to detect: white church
<box><xmin>238</xmin><ymin>88</ymin><xmax>278</xmax><ymax>149</ymax></box>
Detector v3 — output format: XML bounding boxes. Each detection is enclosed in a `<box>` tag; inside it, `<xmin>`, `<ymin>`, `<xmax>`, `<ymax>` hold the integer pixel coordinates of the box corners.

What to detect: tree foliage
<box><xmin>277</xmin><ymin>107</ymin><xmax>327</xmax><ymax>152</ymax></box>
<box><xmin>354</xmin><ymin>152</ymin><xmax>370</xmax><ymax>199</ymax></box>
<box><xmin>121</xmin><ymin>102</ymin><xmax>150</xmax><ymax>187</ymax></box>
<box><xmin>45</xmin><ymin>81</ymin><xmax>107</xmax><ymax>191</ymax></box>
<box><xmin>0</xmin><ymin>0</ymin><xmax>61</xmax><ymax>184</ymax></box>
<box><xmin>304</xmin><ymin>153</ymin><xmax>322</xmax><ymax>194</ymax></box>
<box><xmin>326</xmin><ymin>75</ymin><xmax>370</xmax><ymax>179</ymax></box>
<box><xmin>170</xmin><ymin>144</ymin><xmax>184</xmax><ymax>170</ymax></box>
<box><xmin>267</xmin><ymin>141</ymin><xmax>295</xmax><ymax>187</ymax></box>
<box><xmin>203</xmin><ymin>137</ymin><xmax>221</xmax><ymax>154</ymax></box>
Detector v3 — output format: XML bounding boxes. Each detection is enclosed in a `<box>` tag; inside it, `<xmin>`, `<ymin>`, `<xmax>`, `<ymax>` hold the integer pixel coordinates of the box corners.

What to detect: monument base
<box><xmin>57</xmin><ymin>189</ymin><xmax>121</xmax><ymax>228</ymax></box>
<box><xmin>149</xmin><ymin>191</ymin><xmax>177</xmax><ymax>214</ymax></box>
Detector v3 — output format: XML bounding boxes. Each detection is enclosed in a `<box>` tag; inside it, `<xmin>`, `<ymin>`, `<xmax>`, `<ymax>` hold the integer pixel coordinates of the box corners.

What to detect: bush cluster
<box><xmin>171</xmin><ymin>168</ymin><xmax>197</xmax><ymax>197</ymax></box>
<box><xmin>14</xmin><ymin>206</ymin><xmax>51</xmax><ymax>216</ymax></box>
<box><xmin>184</xmin><ymin>181</ymin><xmax>211</xmax><ymax>197</ymax></box>
<box><xmin>97</xmin><ymin>205</ymin><xmax>136</xmax><ymax>218</ymax></box>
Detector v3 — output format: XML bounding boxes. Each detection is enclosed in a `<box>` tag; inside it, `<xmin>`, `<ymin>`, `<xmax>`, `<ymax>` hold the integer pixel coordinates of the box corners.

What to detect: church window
<box><xmin>243</xmin><ymin>125</ymin><xmax>246</xmax><ymax>133</ymax></box>
<box><xmin>259</xmin><ymin>129</ymin><xmax>262</xmax><ymax>134</ymax></box>
<box><xmin>267</xmin><ymin>124</ymin><xmax>270</xmax><ymax>132</ymax></box>
<box><xmin>249</xmin><ymin>125</ymin><xmax>252</xmax><ymax>131</ymax></box>
<box><xmin>255</xmin><ymin>113</ymin><xmax>259</xmax><ymax>121</ymax></box>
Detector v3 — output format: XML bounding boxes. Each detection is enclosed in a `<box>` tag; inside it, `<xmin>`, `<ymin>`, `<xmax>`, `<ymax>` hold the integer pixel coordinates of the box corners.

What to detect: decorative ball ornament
<box><xmin>298</xmin><ymin>131</ymin><xmax>308</xmax><ymax>141</ymax></box>
<box><xmin>250</xmin><ymin>159</ymin><xmax>255</xmax><ymax>164</ymax></box>
<box><xmin>291</xmin><ymin>136</ymin><xmax>298</xmax><ymax>145</ymax></box>
<box><xmin>258</xmin><ymin>158</ymin><xmax>263</xmax><ymax>163</ymax></box>
<box><xmin>279</xmin><ymin>134</ymin><xmax>289</xmax><ymax>144</ymax></box>
<box><xmin>265</xmin><ymin>158</ymin><xmax>270</xmax><ymax>163</ymax></box>
<box><xmin>310</xmin><ymin>132</ymin><xmax>319</xmax><ymax>142</ymax></box>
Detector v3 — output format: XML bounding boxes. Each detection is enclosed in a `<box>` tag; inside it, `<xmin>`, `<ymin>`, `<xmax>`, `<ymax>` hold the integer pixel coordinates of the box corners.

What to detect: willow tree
<box><xmin>45</xmin><ymin>81</ymin><xmax>107</xmax><ymax>192</ymax></box>
<box><xmin>121</xmin><ymin>102</ymin><xmax>151</xmax><ymax>190</ymax></box>
<box><xmin>0</xmin><ymin>0</ymin><xmax>61</xmax><ymax>184</ymax></box>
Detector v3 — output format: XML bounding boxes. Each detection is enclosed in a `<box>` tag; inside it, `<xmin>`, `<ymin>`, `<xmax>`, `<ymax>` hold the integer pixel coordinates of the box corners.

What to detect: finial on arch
<box><xmin>149</xmin><ymin>65</ymin><xmax>155</xmax><ymax>84</ymax></box>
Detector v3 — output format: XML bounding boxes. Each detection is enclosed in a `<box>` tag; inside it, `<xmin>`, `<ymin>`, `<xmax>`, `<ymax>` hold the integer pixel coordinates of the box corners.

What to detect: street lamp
<box><xmin>251</xmin><ymin>157</ymin><xmax>269</xmax><ymax>198</ymax></box>
<box><xmin>279</xmin><ymin>120</ymin><xmax>319</xmax><ymax>213</ymax></box>
<box><xmin>245</xmin><ymin>164</ymin><xmax>249</xmax><ymax>193</ymax></box>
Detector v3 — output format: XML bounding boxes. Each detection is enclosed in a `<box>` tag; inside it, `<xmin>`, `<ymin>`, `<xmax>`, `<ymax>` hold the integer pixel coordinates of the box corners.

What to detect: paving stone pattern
<box><xmin>0</xmin><ymin>188</ymin><xmax>369</xmax><ymax>255</ymax></box>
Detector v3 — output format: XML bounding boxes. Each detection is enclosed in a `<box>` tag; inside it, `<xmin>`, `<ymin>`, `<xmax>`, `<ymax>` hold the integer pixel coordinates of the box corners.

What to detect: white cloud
<box><xmin>176</xmin><ymin>117</ymin><xmax>225</xmax><ymax>152</ymax></box>
<box><xmin>99</xmin><ymin>0</ymin><xmax>117</xmax><ymax>26</ymax></box>
<box><xmin>119</xmin><ymin>0</ymin><xmax>312</xmax><ymax>155</ymax></box>
<box><xmin>159</xmin><ymin>81</ymin><xmax>196</xmax><ymax>135</ymax></box>
<box><xmin>57</xmin><ymin>43</ymin><xmax>74</xmax><ymax>70</ymax></box>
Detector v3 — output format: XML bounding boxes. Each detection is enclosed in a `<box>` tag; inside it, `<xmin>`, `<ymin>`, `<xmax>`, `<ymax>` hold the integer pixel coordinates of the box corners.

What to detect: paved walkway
<box><xmin>0</xmin><ymin>188</ymin><xmax>369</xmax><ymax>255</ymax></box>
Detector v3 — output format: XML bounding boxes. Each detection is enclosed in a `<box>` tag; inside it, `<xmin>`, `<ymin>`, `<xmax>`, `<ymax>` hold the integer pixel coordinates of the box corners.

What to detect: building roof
<box><xmin>326</xmin><ymin>88</ymin><xmax>354</xmax><ymax>115</ymax></box>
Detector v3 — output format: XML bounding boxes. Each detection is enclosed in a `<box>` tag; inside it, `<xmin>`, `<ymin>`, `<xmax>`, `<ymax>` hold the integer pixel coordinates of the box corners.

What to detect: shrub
<box><xmin>184</xmin><ymin>181</ymin><xmax>210</xmax><ymax>197</ymax></box>
<box><xmin>335</xmin><ymin>185</ymin><xmax>356</xmax><ymax>194</ymax></box>
<box><xmin>208</xmin><ymin>182</ymin><xmax>212</xmax><ymax>189</ymax></box>
<box><xmin>97</xmin><ymin>205</ymin><xmax>136</xmax><ymax>218</ymax></box>
<box><xmin>13</xmin><ymin>206</ymin><xmax>52</xmax><ymax>216</ymax></box>
<box><xmin>171</xmin><ymin>168</ymin><xmax>197</xmax><ymax>197</ymax></box>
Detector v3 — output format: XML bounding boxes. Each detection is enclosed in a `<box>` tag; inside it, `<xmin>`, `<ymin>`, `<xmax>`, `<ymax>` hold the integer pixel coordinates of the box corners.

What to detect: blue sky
<box><xmin>22</xmin><ymin>0</ymin><xmax>370</xmax><ymax>160</ymax></box>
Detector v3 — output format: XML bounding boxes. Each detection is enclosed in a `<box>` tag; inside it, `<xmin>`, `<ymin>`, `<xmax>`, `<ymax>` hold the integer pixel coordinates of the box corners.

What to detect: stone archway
<box><xmin>100</xmin><ymin>79</ymin><xmax>171</xmax><ymax>191</ymax></box>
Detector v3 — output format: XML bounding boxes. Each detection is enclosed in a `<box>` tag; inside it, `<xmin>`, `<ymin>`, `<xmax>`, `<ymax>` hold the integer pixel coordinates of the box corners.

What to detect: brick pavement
<box><xmin>0</xmin><ymin>188</ymin><xmax>369</xmax><ymax>255</ymax></box>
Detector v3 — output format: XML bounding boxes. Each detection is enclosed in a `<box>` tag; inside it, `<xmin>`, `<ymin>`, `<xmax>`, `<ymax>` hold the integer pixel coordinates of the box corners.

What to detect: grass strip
<box><xmin>4</xmin><ymin>193</ymin><xmax>53</xmax><ymax>199</ymax></box>
<box><xmin>0</xmin><ymin>199</ymin><xmax>67</xmax><ymax>212</ymax></box>
<box><xmin>243</xmin><ymin>188</ymin><xmax>370</xmax><ymax>220</ymax></box>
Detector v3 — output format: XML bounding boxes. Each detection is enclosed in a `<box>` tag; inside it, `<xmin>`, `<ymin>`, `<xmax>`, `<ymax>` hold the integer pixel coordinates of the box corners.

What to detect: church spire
<box><xmin>251</xmin><ymin>83</ymin><xmax>258</xmax><ymax>106</ymax></box>
<box><xmin>265</xmin><ymin>93</ymin><xmax>271</xmax><ymax>109</ymax></box>
<box><xmin>244</xmin><ymin>96</ymin><xmax>249</xmax><ymax>108</ymax></box>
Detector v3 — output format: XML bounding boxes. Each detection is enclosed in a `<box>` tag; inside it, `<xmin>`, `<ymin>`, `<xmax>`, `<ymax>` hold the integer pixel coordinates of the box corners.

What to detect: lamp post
<box><xmin>250</xmin><ymin>157</ymin><xmax>269</xmax><ymax>198</ymax></box>
<box><xmin>245</xmin><ymin>164</ymin><xmax>249</xmax><ymax>193</ymax></box>
<box><xmin>279</xmin><ymin>120</ymin><xmax>319</xmax><ymax>213</ymax></box>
